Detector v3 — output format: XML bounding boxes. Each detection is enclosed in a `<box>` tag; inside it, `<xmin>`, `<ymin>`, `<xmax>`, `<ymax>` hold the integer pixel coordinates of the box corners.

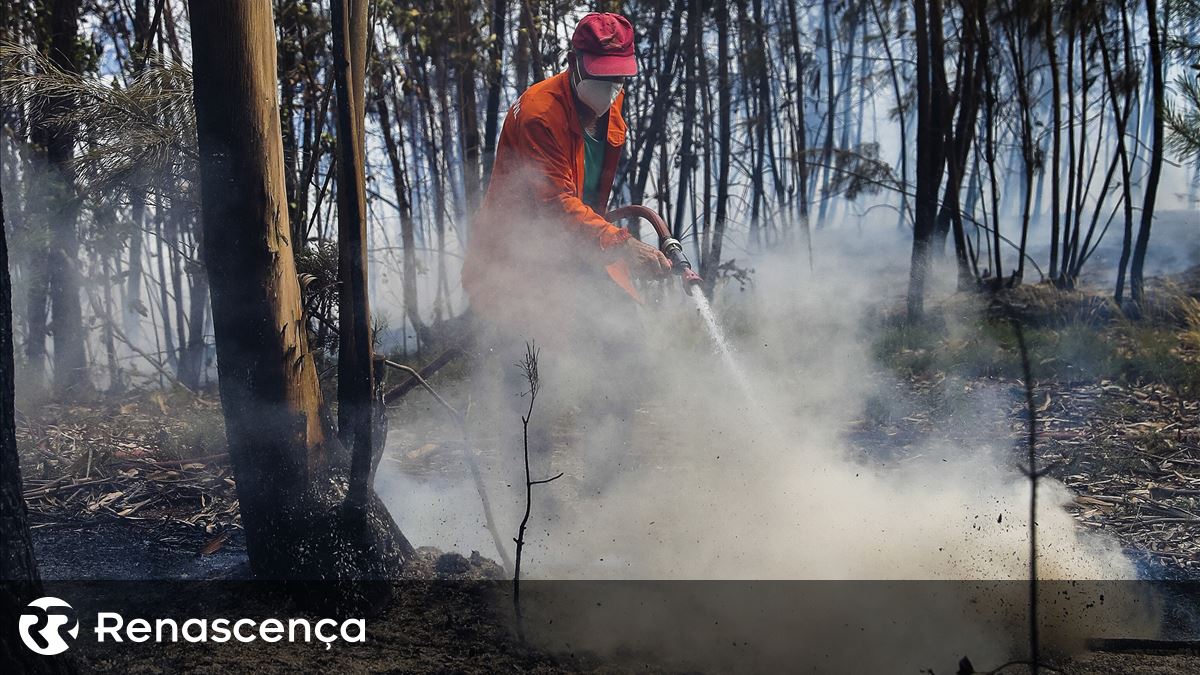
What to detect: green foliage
<box><xmin>1165</xmin><ymin>0</ymin><xmax>1200</xmax><ymax>160</ymax></box>
<box><xmin>295</xmin><ymin>240</ymin><xmax>340</xmax><ymax>311</ymax></box>
<box><xmin>874</xmin><ymin>304</ymin><xmax>1200</xmax><ymax>394</ymax></box>
<box><xmin>828</xmin><ymin>144</ymin><xmax>895</xmax><ymax>200</ymax></box>
<box><xmin>1164</xmin><ymin>73</ymin><xmax>1200</xmax><ymax>161</ymax></box>
<box><xmin>1120</xmin><ymin>326</ymin><xmax>1200</xmax><ymax>407</ymax></box>
<box><xmin>0</xmin><ymin>42</ymin><xmax>197</xmax><ymax>204</ymax></box>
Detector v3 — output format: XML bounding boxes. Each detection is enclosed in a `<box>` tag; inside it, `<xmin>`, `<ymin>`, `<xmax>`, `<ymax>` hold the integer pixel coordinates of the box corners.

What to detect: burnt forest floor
<box><xmin>868</xmin><ymin>275</ymin><xmax>1200</xmax><ymax>580</ymax></box>
<box><xmin>13</xmin><ymin>272</ymin><xmax>1200</xmax><ymax>672</ymax></box>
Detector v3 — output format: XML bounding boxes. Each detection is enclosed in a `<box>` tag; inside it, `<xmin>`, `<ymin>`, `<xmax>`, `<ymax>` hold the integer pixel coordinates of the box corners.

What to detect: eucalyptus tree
<box><xmin>189</xmin><ymin>0</ymin><xmax>411</xmax><ymax>582</ymax></box>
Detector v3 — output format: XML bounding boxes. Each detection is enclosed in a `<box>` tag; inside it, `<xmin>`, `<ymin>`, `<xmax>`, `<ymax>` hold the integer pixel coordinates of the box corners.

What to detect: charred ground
<box><xmin>14</xmin><ymin>273</ymin><xmax>1200</xmax><ymax>671</ymax></box>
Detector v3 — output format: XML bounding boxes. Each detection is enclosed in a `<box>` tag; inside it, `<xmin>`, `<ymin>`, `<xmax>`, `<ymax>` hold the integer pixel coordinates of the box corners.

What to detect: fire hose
<box><xmin>606</xmin><ymin>205</ymin><xmax>704</xmax><ymax>293</ymax></box>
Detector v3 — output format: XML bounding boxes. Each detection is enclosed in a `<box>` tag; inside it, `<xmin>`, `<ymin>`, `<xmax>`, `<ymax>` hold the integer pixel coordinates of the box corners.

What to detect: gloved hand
<box><xmin>620</xmin><ymin>237</ymin><xmax>672</xmax><ymax>278</ymax></box>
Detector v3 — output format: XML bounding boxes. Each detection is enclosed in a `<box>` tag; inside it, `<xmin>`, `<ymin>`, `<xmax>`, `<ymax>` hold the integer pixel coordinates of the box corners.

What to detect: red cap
<box><xmin>571</xmin><ymin>13</ymin><xmax>637</xmax><ymax>77</ymax></box>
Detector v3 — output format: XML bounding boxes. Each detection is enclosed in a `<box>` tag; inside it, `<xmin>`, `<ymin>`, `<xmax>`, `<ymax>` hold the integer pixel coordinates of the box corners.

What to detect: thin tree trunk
<box><xmin>1003</xmin><ymin>3</ymin><xmax>1035</xmax><ymax>284</ymax></box>
<box><xmin>869</xmin><ymin>0</ymin><xmax>907</xmax><ymax>231</ymax></box>
<box><xmin>786</xmin><ymin>0</ymin><xmax>812</xmax><ymax>261</ymax></box>
<box><xmin>1062</xmin><ymin>19</ymin><xmax>1077</xmax><ymax>285</ymax></box>
<box><xmin>373</xmin><ymin>65</ymin><xmax>427</xmax><ymax>343</ymax></box>
<box><xmin>483</xmin><ymin>0</ymin><xmax>507</xmax><ymax>182</ymax></box>
<box><xmin>153</xmin><ymin>205</ymin><xmax>176</xmax><ymax>371</ymax></box>
<box><xmin>167</xmin><ymin>213</ymin><xmax>188</xmax><ymax>370</ymax></box>
<box><xmin>906</xmin><ymin>0</ymin><xmax>949</xmax><ymax>320</ymax></box>
<box><xmin>1045</xmin><ymin>9</ymin><xmax>1061</xmax><ymax>279</ymax></box>
<box><xmin>456</xmin><ymin>0</ymin><xmax>483</xmax><ymax>214</ymax></box>
<box><xmin>41</xmin><ymin>0</ymin><xmax>89</xmax><ymax>396</ymax></box>
<box><xmin>434</xmin><ymin>54</ymin><xmax>453</xmax><ymax>322</ymax></box>
<box><xmin>699</xmin><ymin>28</ymin><xmax>714</xmax><ymax>269</ymax></box>
<box><xmin>630</xmin><ymin>4</ymin><xmax>684</xmax><ymax>211</ymax></box>
<box><xmin>984</xmin><ymin>36</ymin><xmax>1003</xmax><ymax>288</ymax></box>
<box><xmin>704</xmin><ymin>0</ymin><xmax>732</xmax><ymax>296</ymax></box>
<box><xmin>178</xmin><ymin>259</ymin><xmax>208</xmax><ymax>391</ymax></box>
<box><xmin>332</xmin><ymin>0</ymin><xmax>376</xmax><ymax>514</ymax></box>
<box><xmin>0</xmin><ymin>153</ymin><xmax>37</xmax><ymax>586</ymax></box>
<box><xmin>514</xmin><ymin>0</ymin><xmax>542</xmax><ymax>95</ymax></box>
<box><xmin>672</xmin><ymin>0</ymin><xmax>700</xmax><ymax>242</ymax></box>
<box><xmin>1130</xmin><ymin>0</ymin><xmax>1164</xmax><ymax>312</ymax></box>
<box><xmin>514</xmin><ymin>0</ymin><xmax>531</xmax><ymax>94</ymax></box>
<box><xmin>935</xmin><ymin>0</ymin><xmax>982</xmax><ymax>288</ymax></box>
<box><xmin>816</xmin><ymin>0</ymin><xmax>837</xmax><ymax>228</ymax></box>
<box><xmin>748</xmin><ymin>0</ymin><xmax>769</xmax><ymax>249</ymax></box>
<box><xmin>1114</xmin><ymin>2</ymin><xmax>1137</xmax><ymax>304</ymax></box>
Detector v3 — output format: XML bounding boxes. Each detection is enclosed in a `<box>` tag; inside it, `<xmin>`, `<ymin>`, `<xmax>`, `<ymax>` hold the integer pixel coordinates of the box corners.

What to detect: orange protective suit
<box><xmin>462</xmin><ymin>70</ymin><xmax>639</xmax><ymax>342</ymax></box>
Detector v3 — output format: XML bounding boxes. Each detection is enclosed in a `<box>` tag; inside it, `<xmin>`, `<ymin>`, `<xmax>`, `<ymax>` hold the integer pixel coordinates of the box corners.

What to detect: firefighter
<box><xmin>462</xmin><ymin>12</ymin><xmax>667</xmax><ymax>463</ymax></box>
<box><xmin>463</xmin><ymin>12</ymin><xmax>670</xmax><ymax>345</ymax></box>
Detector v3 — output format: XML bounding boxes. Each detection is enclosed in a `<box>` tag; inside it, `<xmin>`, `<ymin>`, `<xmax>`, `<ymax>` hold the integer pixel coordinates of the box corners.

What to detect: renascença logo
<box><xmin>16</xmin><ymin>596</ymin><xmax>366</xmax><ymax>653</ymax></box>
<box><xmin>18</xmin><ymin>597</ymin><xmax>79</xmax><ymax>655</ymax></box>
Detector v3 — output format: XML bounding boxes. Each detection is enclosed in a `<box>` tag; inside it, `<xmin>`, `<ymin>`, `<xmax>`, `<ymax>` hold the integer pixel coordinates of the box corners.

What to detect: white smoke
<box><xmin>377</xmin><ymin>217</ymin><xmax>1154</xmax><ymax>671</ymax></box>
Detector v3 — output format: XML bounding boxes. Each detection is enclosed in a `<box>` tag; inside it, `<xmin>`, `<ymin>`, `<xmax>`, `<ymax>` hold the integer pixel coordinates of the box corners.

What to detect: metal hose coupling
<box><xmin>605</xmin><ymin>205</ymin><xmax>703</xmax><ymax>293</ymax></box>
<box><xmin>661</xmin><ymin>237</ymin><xmax>703</xmax><ymax>291</ymax></box>
<box><xmin>661</xmin><ymin>237</ymin><xmax>686</xmax><ymax>266</ymax></box>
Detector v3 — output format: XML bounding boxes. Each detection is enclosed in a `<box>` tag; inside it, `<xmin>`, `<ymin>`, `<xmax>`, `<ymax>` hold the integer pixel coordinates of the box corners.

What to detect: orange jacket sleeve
<box><xmin>521</xmin><ymin>115</ymin><xmax>631</xmax><ymax>251</ymax></box>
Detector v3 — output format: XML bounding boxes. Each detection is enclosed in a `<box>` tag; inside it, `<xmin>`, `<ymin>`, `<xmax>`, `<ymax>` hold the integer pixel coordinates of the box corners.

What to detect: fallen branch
<box><xmin>381</xmin><ymin>358</ymin><xmax>513</xmax><ymax>573</ymax></box>
<box><xmin>23</xmin><ymin>476</ymin><xmax>113</xmax><ymax>499</ymax></box>
<box><xmin>383</xmin><ymin>346</ymin><xmax>465</xmax><ymax>404</ymax></box>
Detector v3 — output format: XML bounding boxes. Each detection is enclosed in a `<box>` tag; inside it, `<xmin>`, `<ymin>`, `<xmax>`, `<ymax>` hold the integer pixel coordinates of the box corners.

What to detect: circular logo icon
<box><xmin>18</xmin><ymin>597</ymin><xmax>79</xmax><ymax>656</ymax></box>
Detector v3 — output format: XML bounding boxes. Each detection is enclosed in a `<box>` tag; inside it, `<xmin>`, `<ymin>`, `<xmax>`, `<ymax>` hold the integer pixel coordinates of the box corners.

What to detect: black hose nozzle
<box><xmin>661</xmin><ymin>237</ymin><xmax>703</xmax><ymax>291</ymax></box>
<box><xmin>605</xmin><ymin>206</ymin><xmax>703</xmax><ymax>293</ymax></box>
<box><xmin>661</xmin><ymin>237</ymin><xmax>689</xmax><ymax>269</ymax></box>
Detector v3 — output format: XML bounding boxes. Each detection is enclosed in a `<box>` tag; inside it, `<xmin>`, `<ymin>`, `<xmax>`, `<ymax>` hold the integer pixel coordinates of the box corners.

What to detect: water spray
<box><xmin>607</xmin><ymin>205</ymin><xmax>771</xmax><ymax>425</ymax></box>
<box><xmin>605</xmin><ymin>205</ymin><xmax>703</xmax><ymax>293</ymax></box>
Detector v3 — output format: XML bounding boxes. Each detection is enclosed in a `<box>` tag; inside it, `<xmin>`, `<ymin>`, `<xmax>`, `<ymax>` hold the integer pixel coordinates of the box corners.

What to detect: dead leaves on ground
<box><xmin>16</xmin><ymin>393</ymin><xmax>240</xmax><ymax>549</ymax></box>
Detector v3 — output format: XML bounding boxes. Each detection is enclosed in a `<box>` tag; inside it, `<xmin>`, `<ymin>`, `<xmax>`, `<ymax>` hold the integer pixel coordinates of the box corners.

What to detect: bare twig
<box><xmin>958</xmin><ymin>321</ymin><xmax>1049</xmax><ymax>675</ymax></box>
<box><xmin>383</xmin><ymin>359</ymin><xmax>461</xmax><ymax>424</ymax></box>
<box><xmin>1012</xmin><ymin>318</ymin><xmax>1041</xmax><ymax>675</ymax></box>
<box><xmin>513</xmin><ymin>343</ymin><xmax>561</xmax><ymax>642</ymax></box>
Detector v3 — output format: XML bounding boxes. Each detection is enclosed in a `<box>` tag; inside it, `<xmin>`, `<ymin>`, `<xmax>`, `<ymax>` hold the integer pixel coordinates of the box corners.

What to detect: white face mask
<box><xmin>573</xmin><ymin>67</ymin><xmax>623</xmax><ymax>116</ymax></box>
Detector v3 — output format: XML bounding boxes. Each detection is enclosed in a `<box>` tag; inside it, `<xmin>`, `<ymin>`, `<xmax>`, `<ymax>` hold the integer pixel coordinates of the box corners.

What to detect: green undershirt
<box><xmin>581</xmin><ymin>125</ymin><xmax>604</xmax><ymax>208</ymax></box>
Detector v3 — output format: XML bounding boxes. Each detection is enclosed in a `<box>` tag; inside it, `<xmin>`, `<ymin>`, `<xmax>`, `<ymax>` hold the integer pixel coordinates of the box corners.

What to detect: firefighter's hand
<box><xmin>621</xmin><ymin>237</ymin><xmax>672</xmax><ymax>278</ymax></box>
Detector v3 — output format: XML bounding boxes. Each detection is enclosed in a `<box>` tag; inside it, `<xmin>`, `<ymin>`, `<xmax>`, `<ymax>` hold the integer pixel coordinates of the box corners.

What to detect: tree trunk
<box><xmin>153</xmin><ymin>205</ymin><xmax>177</xmax><ymax>372</ymax></box>
<box><xmin>1007</xmin><ymin>11</ymin><xmax>1035</xmax><ymax>284</ymax></box>
<box><xmin>1061</xmin><ymin>18</ymin><xmax>1077</xmax><ymax>285</ymax></box>
<box><xmin>40</xmin><ymin>0</ymin><xmax>89</xmax><ymax>396</ymax></box>
<box><xmin>456</xmin><ymin>0</ymin><xmax>483</xmax><ymax>215</ymax></box>
<box><xmin>629</xmin><ymin>4</ymin><xmax>684</xmax><ymax>209</ymax></box>
<box><xmin>815</xmin><ymin>0</ymin><xmax>837</xmax><ymax>228</ymax></box>
<box><xmin>672</xmin><ymin>0</ymin><xmax>700</xmax><ymax>241</ymax></box>
<box><xmin>983</xmin><ymin>29</ymin><xmax>1003</xmax><ymax>289</ymax></box>
<box><xmin>785</xmin><ymin>0</ymin><xmax>812</xmax><ymax>260</ymax></box>
<box><xmin>1129</xmin><ymin>0</ymin><xmax>1164</xmax><ymax>312</ymax></box>
<box><xmin>482</xmin><ymin>0</ymin><xmax>507</xmax><ymax>182</ymax></box>
<box><xmin>189</xmin><ymin>0</ymin><xmax>411</xmax><ymax>583</ymax></box>
<box><xmin>906</xmin><ymin>0</ymin><xmax>949</xmax><ymax>321</ymax></box>
<box><xmin>703</xmin><ymin>0</ymin><xmax>732</xmax><ymax>296</ymax></box>
<box><xmin>869</xmin><ymin>0</ymin><xmax>906</xmax><ymax>232</ymax></box>
<box><xmin>332</xmin><ymin>0</ymin><xmax>377</xmax><ymax>516</ymax></box>
<box><xmin>374</xmin><ymin>67</ymin><xmax>427</xmax><ymax>344</ymax></box>
<box><xmin>514</xmin><ymin>0</ymin><xmax>541</xmax><ymax>96</ymax></box>
<box><xmin>178</xmin><ymin>221</ymin><xmax>209</xmax><ymax>392</ymax></box>
<box><xmin>1</xmin><ymin>157</ymin><xmax>74</xmax><ymax>675</ymax></box>
<box><xmin>1045</xmin><ymin>8</ymin><xmax>1061</xmax><ymax>280</ymax></box>
<box><xmin>1113</xmin><ymin>2</ymin><xmax>1136</xmax><ymax>304</ymax></box>
<box><xmin>23</xmin><ymin>251</ymin><xmax>48</xmax><ymax>392</ymax></box>
<box><xmin>277</xmin><ymin>0</ymin><xmax>306</xmax><ymax>253</ymax></box>
<box><xmin>935</xmin><ymin>0</ymin><xmax>983</xmax><ymax>288</ymax></box>
<box><xmin>749</xmin><ymin>0</ymin><xmax>769</xmax><ymax>249</ymax></box>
